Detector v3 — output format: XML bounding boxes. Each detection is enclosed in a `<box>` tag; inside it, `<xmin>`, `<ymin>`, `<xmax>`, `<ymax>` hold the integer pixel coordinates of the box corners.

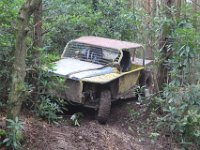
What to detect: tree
<box><xmin>32</xmin><ymin>2</ymin><xmax>43</xmax><ymax>102</ymax></box>
<box><xmin>176</xmin><ymin>0</ymin><xmax>182</xmax><ymax>19</ymax></box>
<box><xmin>157</xmin><ymin>0</ymin><xmax>175</xmax><ymax>87</ymax></box>
<box><xmin>33</xmin><ymin>2</ymin><xmax>42</xmax><ymax>49</ymax></box>
<box><xmin>152</xmin><ymin>0</ymin><xmax>157</xmax><ymax>17</ymax></box>
<box><xmin>128</xmin><ymin>0</ymin><xmax>135</xmax><ymax>11</ymax></box>
<box><xmin>144</xmin><ymin>0</ymin><xmax>151</xmax><ymax>15</ymax></box>
<box><xmin>193</xmin><ymin>0</ymin><xmax>197</xmax><ymax>28</ymax></box>
<box><xmin>143</xmin><ymin>0</ymin><xmax>154</xmax><ymax>59</ymax></box>
<box><xmin>7</xmin><ymin>0</ymin><xmax>42</xmax><ymax>120</ymax></box>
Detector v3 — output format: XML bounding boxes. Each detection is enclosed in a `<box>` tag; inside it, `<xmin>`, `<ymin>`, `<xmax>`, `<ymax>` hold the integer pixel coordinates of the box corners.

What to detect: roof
<box><xmin>73</xmin><ymin>36</ymin><xmax>142</xmax><ymax>50</ymax></box>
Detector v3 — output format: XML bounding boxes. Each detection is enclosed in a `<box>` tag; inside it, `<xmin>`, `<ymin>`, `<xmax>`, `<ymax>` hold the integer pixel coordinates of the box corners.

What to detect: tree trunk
<box><xmin>144</xmin><ymin>0</ymin><xmax>154</xmax><ymax>59</ymax></box>
<box><xmin>157</xmin><ymin>0</ymin><xmax>174</xmax><ymax>87</ymax></box>
<box><xmin>33</xmin><ymin>3</ymin><xmax>42</xmax><ymax>49</ymax></box>
<box><xmin>152</xmin><ymin>0</ymin><xmax>157</xmax><ymax>17</ymax></box>
<box><xmin>193</xmin><ymin>0</ymin><xmax>197</xmax><ymax>28</ymax></box>
<box><xmin>144</xmin><ymin>0</ymin><xmax>151</xmax><ymax>15</ymax></box>
<box><xmin>128</xmin><ymin>0</ymin><xmax>135</xmax><ymax>11</ymax></box>
<box><xmin>32</xmin><ymin>2</ymin><xmax>42</xmax><ymax>102</ymax></box>
<box><xmin>198</xmin><ymin>0</ymin><xmax>200</xmax><ymax>30</ymax></box>
<box><xmin>7</xmin><ymin>0</ymin><xmax>42</xmax><ymax>120</ymax></box>
<box><xmin>176</xmin><ymin>0</ymin><xmax>181</xmax><ymax>19</ymax></box>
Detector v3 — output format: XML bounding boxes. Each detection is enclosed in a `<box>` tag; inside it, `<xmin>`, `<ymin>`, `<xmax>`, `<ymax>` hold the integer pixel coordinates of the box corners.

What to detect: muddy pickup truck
<box><xmin>50</xmin><ymin>36</ymin><xmax>153</xmax><ymax>124</ymax></box>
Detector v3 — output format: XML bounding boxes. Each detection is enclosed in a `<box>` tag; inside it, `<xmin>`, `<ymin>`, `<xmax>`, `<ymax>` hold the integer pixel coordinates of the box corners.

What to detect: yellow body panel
<box><xmin>82</xmin><ymin>65</ymin><xmax>143</xmax><ymax>85</ymax></box>
<box><xmin>118</xmin><ymin>70</ymin><xmax>140</xmax><ymax>94</ymax></box>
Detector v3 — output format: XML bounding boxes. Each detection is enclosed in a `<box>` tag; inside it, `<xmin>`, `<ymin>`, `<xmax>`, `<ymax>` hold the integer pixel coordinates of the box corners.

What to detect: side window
<box><xmin>120</xmin><ymin>50</ymin><xmax>131</xmax><ymax>72</ymax></box>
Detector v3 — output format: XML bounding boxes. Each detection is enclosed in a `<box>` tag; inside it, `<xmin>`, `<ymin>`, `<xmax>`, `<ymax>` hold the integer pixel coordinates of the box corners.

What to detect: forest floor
<box><xmin>1</xmin><ymin>99</ymin><xmax>178</xmax><ymax>150</ymax></box>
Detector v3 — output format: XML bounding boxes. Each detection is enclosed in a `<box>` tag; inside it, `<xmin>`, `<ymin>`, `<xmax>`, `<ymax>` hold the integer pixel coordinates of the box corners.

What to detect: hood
<box><xmin>50</xmin><ymin>58</ymin><xmax>103</xmax><ymax>76</ymax></box>
<box><xmin>69</xmin><ymin>67</ymin><xmax>117</xmax><ymax>80</ymax></box>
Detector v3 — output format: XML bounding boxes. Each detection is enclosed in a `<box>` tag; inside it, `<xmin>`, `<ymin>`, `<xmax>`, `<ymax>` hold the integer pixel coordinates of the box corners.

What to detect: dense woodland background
<box><xmin>0</xmin><ymin>0</ymin><xmax>200</xmax><ymax>149</ymax></box>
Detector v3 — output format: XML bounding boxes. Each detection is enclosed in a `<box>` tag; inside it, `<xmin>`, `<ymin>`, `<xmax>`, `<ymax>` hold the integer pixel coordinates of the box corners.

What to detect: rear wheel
<box><xmin>97</xmin><ymin>90</ymin><xmax>111</xmax><ymax>124</ymax></box>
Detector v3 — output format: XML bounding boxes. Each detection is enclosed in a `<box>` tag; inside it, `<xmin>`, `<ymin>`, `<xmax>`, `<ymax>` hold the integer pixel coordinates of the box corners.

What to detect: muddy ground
<box><xmin>1</xmin><ymin>99</ymin><xmax>177</xmax><ymax>150</ymax></box>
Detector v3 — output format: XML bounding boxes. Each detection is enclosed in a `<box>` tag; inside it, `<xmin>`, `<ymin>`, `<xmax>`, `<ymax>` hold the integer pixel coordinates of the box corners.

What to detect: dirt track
<box><xmin>22</xmin><ymin>100</ymin><xmax>176</xmax><ymax>150</ymax></box>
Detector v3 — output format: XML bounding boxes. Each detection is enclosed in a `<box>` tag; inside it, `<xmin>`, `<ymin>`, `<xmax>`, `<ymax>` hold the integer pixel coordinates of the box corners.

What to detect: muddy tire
<box><xmin>97</xmin><ymin>90</ymin><xmax>111</xmax><ymax>124</ymax></box>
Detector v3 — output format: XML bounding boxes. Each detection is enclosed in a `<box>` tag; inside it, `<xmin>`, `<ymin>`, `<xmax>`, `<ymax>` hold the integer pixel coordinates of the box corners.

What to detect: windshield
<box><xmin>62</xmin><ymin>42</ymin><xmax>120</xmax><ymax>65</ymax></box>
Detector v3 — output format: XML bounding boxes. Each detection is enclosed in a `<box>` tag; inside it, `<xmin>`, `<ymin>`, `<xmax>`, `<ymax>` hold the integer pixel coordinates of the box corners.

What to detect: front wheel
<box><xmin>97</xmin><ymin>90</ymin><xmax>111</xmax><ymax>124</ymax></box>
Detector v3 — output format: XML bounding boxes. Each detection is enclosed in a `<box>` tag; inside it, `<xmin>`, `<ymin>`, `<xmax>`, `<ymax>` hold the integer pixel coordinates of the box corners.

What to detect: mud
<box><xmin>20</xmin><ymin>99</ymin><xmax>176</xmax><ymax>150</ymax></box>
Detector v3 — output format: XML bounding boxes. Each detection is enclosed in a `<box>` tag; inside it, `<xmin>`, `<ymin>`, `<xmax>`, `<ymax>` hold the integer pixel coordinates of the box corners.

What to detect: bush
<box><xmin>156</xmin><ymin>19</ymin><xmax>200</xmax><ymax>149</ymax></box>
<box><xmin>3</xmin><ymin>117</ymin><xmax>24</xmax><ymax>150</ymax></box>
<box><xmin>158</xmin><ymin>84</ymin><xmax>200</xmax><ymax>148</ymax></box>
<box><xmin>36</xmin><ymin>96</ymin><xmax>63</xmax><ymax>123</ymax></box>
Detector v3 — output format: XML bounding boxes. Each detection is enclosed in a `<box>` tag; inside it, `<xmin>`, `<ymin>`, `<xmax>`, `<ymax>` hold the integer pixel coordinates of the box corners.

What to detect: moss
<box><xmin>0</xmin><ymin>129</ymin><xmax>6</xmax><ymax>145</ymax></box>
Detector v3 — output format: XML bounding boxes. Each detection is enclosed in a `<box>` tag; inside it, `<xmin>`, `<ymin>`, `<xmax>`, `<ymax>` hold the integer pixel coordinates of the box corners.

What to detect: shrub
<box><xmin>36</xmin><ymin>96</ymin><xmax>63</xmax><ymax>123</ymax></box>
<box><xmin>3</xmin><ymin>117</ymin><xmax>24</xmax><ymax>150</ymax></box>
<box><xmin>158</xmin><ymin>84</ymin><xmax>200</xmax><ymax>148</ymax></box>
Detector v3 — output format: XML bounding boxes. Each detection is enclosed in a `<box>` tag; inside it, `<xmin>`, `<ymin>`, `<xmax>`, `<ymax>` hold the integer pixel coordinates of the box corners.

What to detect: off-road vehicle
<box><xmin>50</xmin><ymin>36</ymin><xmax>153</xmax><ymax>124</ymax></box>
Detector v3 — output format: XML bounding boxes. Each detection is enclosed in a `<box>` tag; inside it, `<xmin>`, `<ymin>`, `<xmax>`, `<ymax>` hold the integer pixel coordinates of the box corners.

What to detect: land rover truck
<box><xmin>50</xmin><ymin>36</ymin><xmax>153</xmax><ymax>124</ymax></box>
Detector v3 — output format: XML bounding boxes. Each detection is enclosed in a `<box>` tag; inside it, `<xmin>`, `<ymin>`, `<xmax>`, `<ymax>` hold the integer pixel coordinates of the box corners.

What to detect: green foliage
<box><xmin>0</xmin><ymin>101</ymin><xmax>5</xmax><ymax>109</ymax></box>
<box><xmin>156</xmin><ymin>16</ymin><xmax>200</xmax><ymax>148</ymax></box>
<box><xmin>3</xmin><ymin>117</ymin><xmax>23</xmax><ymax>150</ymax></box>
<box><xmin>128</xmin><ymin>107</ymin><xmax>140</xmax><ymax>121</ymax></box>
<box><xmin>0</xmin><ymin>0</ymin><xmax>23</xmax><ymax>101</ymax></box>
<box><xmin>149</xmin><ymin>132</ymin><xmax>160</xmax><ymax>143</ymax></box>
<box><xmin>0</xmin><ymin>0</ymin><xmax>199</xmax><ymax>148</ymax></box>
<box><xmin>32</xmin><ymin>51</ymin><xmax>66</xmax><ymax>124</ymax></box>
<box><xmin>43</xmin><ymin>0</ymin><xmax>140</xmax><ymax>53</ymax></box>
<box><xmin>168</xmin><ymin>23</ymin><xmax>200</xmax><ymax>85</ymax></box>
<box><xmin>36</xmin><ymin>96</ymin><xmax>63</xmax><ymax>123</ymax></box>
<box><xmin>0</xmin><ymin>129</ymin><xmax>6</xmax><ymax>148</ymax></box>
<box><xmin>158</xmin><ymin>84</ymin><xmax>200</xmax><ymax>148</ymax></box>
<box><xmin>134</xmin><ymin>86</ymin><xmax>146</xmax><ymax>103</ymax></box>
<box><xmin>0</xmin><ymin>129</ymin><xmax>6</xmax><ymax>137</ymax></box>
